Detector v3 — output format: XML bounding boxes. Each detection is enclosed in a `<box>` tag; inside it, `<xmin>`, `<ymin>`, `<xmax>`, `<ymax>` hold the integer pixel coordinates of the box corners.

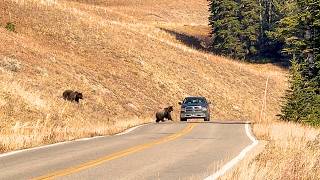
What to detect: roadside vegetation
<box><xmin>222</xmin><ymin>121</ymin><xmax>320</xmax><ymax>179</ymax></box>
<box><xmin>5</xmin><ymin>22</ymin><xmax>16</xmax><ymax>32</ymax></box>
<box><xmin>208</xmin><ymin>0</ymin><xmax>320</xmax><ymax>179</ymax></box>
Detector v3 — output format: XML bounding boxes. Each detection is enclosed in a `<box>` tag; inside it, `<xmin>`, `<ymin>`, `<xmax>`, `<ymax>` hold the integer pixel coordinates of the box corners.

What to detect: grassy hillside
<box><xmin>0</xmin><ymin>0</ymin><xmax>287</xmax><ymax>152</ymax></box>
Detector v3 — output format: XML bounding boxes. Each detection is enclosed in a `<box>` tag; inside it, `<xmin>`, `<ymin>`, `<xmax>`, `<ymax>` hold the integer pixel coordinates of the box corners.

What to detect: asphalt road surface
<box><xmin>0</xmin><ymin>121</ymin><xmax>252</xmax><ymax>180</ymax></box>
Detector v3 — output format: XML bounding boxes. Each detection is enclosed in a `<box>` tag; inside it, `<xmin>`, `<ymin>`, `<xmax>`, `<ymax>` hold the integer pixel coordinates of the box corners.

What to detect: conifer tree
<box><xmin>259</xmin><ymin>0</ymin><xmax>286</xmax><ymax>58</ymax></box>
<box><xmin>280</xmin><ymin>59</ymin><xmax>305</xmax><ymax>122</ymax></box>
<box><xmin>239</xmin><ymin>0</ymin><xmax>261</xmax><ymax>57</ymax></box>
<box><xmin>279</xmin><ymin>0</ymin><xmax>320</xmax><ymax>125</ymax></box>
<box><xmin>208</xmin><ymin>0</ymin><xmax>281</xmax><ymax>60</ymax></box>
<box><xmin>208</xmin><ymin>0</ymin><xmax>245</xmax><ymax>59</ymax></box>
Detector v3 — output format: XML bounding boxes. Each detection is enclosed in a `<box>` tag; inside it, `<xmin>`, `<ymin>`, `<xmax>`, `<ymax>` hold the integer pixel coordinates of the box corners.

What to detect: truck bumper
<box><xmin>180</xmin><ymin>112</ymin><xmax>209</xmax><ymax>119</ymax></box>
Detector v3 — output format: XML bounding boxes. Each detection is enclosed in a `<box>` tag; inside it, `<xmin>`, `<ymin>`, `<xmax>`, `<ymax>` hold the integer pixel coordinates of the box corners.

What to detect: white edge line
<box><xmin>204</xmin><ymin>121</ymin><xmax>259</xmax><ymax>180</ymax></box>
<box><xmin>114</xmin><ymin>124</ymin><xmax>146</xmax><ymax>136</ymax></box>
<box><xmin>0</xmin><ymin>123</ymin><xmax>149</xmax><ymax>158</ymax></box>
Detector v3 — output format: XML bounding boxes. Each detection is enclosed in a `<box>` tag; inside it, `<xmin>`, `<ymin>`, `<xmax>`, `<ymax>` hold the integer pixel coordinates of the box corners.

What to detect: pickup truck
<box><xmin>179</xmin><ymin>96</ymin><xmax>211</xmax><ymax>122</ymax></box>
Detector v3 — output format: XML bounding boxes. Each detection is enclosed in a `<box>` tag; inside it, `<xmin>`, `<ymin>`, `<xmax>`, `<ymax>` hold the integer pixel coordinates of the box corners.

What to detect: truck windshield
<box><xmin>184</xmin><ymin>97</ymin><xmax>207</xmax><ymax>104</ymax></box>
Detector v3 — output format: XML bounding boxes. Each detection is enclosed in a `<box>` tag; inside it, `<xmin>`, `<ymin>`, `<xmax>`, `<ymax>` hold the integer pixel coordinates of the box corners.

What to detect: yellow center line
<box><xmin>33</xmin><ymin>123</ymin><xmax>197</xmax><ymax>180</ymax></box>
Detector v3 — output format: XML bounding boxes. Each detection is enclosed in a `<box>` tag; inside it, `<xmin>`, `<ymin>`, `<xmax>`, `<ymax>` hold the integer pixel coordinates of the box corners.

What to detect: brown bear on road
<box><xmin>156</xmin><ymin>106</ymin><xmax>173</xmax><ymax>123</ymax></box>
<box><xmin>63</xmin><ymin>90</ymin><xmax>83</xmax><ymax>103</ymax></box>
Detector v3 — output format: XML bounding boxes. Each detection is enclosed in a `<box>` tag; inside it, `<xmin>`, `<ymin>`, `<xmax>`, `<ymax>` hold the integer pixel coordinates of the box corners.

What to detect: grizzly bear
<box><xmin>63</xmin><ymin>90</ymin><xmax>83</xmax><ymax>103</ymax></box>
<box><xmin>156</xmin><ymin>106</ymin><xmax>174</xmax><ymax>123</ymax></box>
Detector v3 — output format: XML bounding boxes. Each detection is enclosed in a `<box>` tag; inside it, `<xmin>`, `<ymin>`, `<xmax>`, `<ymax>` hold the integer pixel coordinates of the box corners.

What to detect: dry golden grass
<box><xmin>0</xmin><ymin>0</ymin><xmax>288</xmax><ymax>159</ymax></box>
<box><xmin>221</xmin><ymin>121</ymin><xmax>320</xmax><ymax>180</ymax></box>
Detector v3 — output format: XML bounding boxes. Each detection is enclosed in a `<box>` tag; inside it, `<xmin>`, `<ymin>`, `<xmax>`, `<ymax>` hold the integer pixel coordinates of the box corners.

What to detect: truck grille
<box><xmin>185</xmin><ymin>106</ymin><xmax>202</xmax><ymax>112</ymax></box>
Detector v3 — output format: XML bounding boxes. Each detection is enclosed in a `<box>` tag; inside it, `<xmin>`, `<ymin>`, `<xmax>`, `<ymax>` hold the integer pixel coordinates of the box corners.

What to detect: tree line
<box><xmin>208</xmin><ymin>0</ymin><xmax>320</xmax><ymax>125</ymax></box>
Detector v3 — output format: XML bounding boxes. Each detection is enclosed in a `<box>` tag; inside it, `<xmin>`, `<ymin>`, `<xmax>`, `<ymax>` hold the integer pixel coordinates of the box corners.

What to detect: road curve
<box><xmin>0</xmin><ymin>121</ymin><xmax>252</xmax><ymax>180</ymax></box>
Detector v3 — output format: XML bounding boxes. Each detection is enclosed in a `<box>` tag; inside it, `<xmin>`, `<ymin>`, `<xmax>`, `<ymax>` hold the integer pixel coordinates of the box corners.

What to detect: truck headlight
<box><xmin>202</xmin><ymin>107</ymin><xmax>207</xmax><ymax>111</ymax></box>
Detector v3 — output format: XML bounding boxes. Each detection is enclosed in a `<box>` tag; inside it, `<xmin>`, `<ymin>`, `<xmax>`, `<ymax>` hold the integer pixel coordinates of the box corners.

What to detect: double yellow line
<box><xmin>33</xmin><ymin>123</ymin><xmax>197</xmax><ymax>179</ymax></box>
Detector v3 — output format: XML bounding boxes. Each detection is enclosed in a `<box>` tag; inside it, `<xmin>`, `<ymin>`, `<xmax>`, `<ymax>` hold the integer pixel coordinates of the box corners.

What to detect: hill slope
<box><xmin>0</xmin><ymin>0</ymin><xmax>287</xmax><ymax>152</ymax></box>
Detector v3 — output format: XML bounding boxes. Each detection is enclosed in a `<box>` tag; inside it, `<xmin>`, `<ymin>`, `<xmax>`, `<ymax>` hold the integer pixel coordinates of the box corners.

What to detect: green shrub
<box><xmin>5</xmin><ymin>22</ymin><xmax>16</xmax><ymax>32</ymax></box>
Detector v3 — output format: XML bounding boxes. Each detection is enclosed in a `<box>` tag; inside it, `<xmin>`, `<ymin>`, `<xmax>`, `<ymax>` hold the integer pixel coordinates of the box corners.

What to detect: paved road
<box><xmin>0</xmin><ymin>121</ymin><xmax>252</xmax><ymax>180</ymax></box>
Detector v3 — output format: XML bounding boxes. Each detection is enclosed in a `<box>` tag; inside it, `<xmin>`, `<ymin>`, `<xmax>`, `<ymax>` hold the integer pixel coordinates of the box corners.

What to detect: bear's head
<box><xmin>74</xmin><ymin>92</ymin><xmax>83</xmax><ymax>102</ymax></box>
<box><xmin>164</xmin><ymin>106</ymin><xmax>173</xmax><ymax>112</ymax></box>
<box><xmin>77</xmin><ymin>92</ymin><xmax>83</xmax><ymax>99</ymax></box>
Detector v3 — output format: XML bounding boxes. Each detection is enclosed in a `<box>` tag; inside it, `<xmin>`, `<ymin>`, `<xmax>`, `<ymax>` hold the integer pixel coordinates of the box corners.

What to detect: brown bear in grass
<box><xmin>156</xmin><ymin>106</ymin><xmax>173</xmax><ymax>123</ymax></box>
<box><xmin>63</xmin><ymin>90</ymin><xmax>83</xmax><ymax>103</ymax></box>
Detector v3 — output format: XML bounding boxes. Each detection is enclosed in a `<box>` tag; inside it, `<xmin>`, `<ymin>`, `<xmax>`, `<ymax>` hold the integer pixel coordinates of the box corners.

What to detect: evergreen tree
<box><xmin>280</xmin><ymin>60</ymin><xmax>320</xmax><ymax>125</ymax></box>
<box><xmin>260</xmin><ymin>0</ymin><xmax>286</xmax><ymax>58</ymax></box>
<box><xmin>208</xmin><ymin>0</ymin><xmax>246</xmax><ymax>59</ymax></box>
<box><xmin>279</xmin><ymin>0</ymin><xmax>320</xmax><ymax>125</ymax></box>
<box><xmin>208</xmin><ymin>0</ymin><xmax>283</xmax><ymax>60</ymax></box>
<box><xmin>280</xmin><ymin>60</ymin><xmax>305</xmax><ymax>122</ymax></box>
<box><xmin>239</xmin><ymin>0</ymin><xmax>261</xmax><ymax>57</ymax></box>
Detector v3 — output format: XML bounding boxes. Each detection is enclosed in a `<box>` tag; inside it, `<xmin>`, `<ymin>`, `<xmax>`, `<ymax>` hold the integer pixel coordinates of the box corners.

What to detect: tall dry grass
<box><xmin>221</xmin><ymin>122</ymin><xmax>320</xmax><ymax>180</ymax></box>
<box><xmin>0</xmin><ymin>115</ymin><xmax>148</xmax><ymax>152</ymax></box>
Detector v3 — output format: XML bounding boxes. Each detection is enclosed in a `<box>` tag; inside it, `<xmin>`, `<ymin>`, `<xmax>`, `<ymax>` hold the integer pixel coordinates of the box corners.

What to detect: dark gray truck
<box><xmin>179</xmin><ymin>96</ymin><xmax>211</xmax><ymax>122</ymax></box>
